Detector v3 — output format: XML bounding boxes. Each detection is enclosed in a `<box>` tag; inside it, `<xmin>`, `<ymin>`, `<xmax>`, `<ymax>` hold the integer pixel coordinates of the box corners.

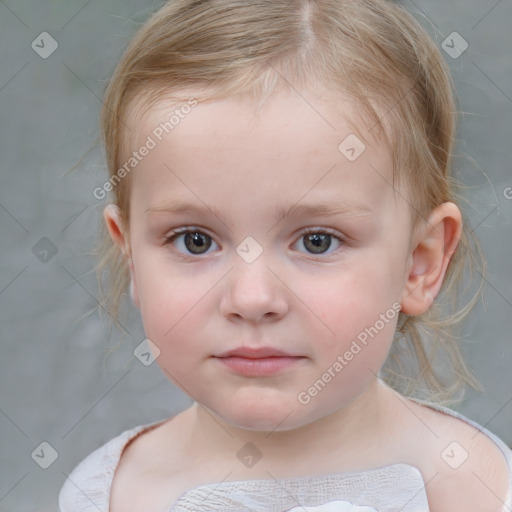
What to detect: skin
<box><xmin>103</xmin><ymin>87</ymin><xmax>482</xmax><ymax>508</ymax></box>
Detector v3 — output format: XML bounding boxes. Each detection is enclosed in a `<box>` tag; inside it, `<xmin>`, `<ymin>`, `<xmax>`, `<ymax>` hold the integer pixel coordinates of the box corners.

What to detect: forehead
<box><xmin>124</xmin><ymin>88</ymin><xmax>403</xmax><ymax>222</ymax></box>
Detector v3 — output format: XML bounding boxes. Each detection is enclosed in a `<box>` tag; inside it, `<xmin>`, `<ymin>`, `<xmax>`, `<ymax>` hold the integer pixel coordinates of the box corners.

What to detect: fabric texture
<box><xmin>58</xmin><ymin>401</ymin><xmax>512</xmax><ymax>512</ymax></box>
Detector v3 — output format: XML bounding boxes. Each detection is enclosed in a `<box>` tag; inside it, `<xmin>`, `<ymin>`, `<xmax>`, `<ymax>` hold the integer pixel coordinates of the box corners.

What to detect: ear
<box><xmin>400</xmin><ymin>202</ymin><xmax>462</xmax><ymax>316</ymax></box>
<box><xmin>103</xmin><ymin>204</ymin><xmax>140</xmax><ymax>309</ymax></box>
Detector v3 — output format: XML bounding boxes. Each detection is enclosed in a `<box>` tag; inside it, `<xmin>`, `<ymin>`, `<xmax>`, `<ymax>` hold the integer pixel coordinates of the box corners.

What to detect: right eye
<box><xmin>164</xmin><ymin>228</ymin><xmax>219</xmax><ymax>257</ymax></box>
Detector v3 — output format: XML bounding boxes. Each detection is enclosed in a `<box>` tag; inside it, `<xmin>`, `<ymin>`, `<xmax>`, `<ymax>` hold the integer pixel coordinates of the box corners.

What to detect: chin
<box><xmin>208</xmin><ymin>396</ymin><xmax>319</xmax><ymax>433</ymax></box>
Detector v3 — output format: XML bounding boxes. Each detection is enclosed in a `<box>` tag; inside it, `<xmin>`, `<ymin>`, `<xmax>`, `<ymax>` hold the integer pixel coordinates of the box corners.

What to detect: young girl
<box><xmin>59</xmin><ymin>0</ymin><xmax>511</xmax><ymax>510</ymax></box>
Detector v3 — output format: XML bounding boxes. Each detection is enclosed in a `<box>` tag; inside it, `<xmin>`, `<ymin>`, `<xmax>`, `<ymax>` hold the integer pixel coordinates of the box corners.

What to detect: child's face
<box><xmin>115</xmin><ymin>89</ymin><xmax>418</xmax><ymax>431</ymax></box>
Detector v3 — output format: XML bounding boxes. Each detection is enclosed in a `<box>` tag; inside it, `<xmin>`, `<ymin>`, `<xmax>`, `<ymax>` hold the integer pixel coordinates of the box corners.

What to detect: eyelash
<box><xmin>163</xmin><ymin>226</ymin><xmax>345</xmax><ymax>259</ymax></box>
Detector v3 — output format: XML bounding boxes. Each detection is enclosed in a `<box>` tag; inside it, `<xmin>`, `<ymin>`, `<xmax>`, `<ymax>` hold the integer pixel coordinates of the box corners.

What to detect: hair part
<box><xmin>95</xmin><ymin>0</ymin><xmax>486</xmax><ymax>404</ymax></box>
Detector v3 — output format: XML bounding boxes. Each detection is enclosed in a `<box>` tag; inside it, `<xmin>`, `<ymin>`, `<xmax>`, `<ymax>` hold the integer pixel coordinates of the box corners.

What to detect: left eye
<box><xmin>295</xmin><ymin>230</ymin><xmax>343</xmax><ymax>255</ymax></box>
<box><xmin>164</xmin><ymin>229</ymin><xmax>218</xmax><ymax>255</ymax></box>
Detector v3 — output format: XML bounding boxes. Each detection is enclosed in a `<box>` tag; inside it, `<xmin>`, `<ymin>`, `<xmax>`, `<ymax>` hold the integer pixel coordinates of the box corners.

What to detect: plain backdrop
<box><xmin>0</xmin><ymin>1</ymin><xmax>511</xmax><ymax>510</ymax></box>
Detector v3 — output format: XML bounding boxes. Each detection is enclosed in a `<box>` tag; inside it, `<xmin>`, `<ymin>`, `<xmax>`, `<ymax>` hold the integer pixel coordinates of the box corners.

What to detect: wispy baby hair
<box><xmin>95</xmin><ymin>0</ymin><xmax>485</xmax><ymax>404</ymax></box>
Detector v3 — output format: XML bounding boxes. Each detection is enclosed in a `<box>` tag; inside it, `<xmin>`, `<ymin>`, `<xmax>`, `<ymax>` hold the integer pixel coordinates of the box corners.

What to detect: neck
<box><xmin>184</xmin><ymin>378</ymin><xmax>394</xmax><ymax>477</ymax></box>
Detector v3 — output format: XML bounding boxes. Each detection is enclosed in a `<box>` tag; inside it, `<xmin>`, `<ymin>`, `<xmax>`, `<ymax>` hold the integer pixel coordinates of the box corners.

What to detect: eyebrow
<box><xmin>145</xmin><ymin>199</ymin><xmax>372</xmax><ymax>224</ymax></box>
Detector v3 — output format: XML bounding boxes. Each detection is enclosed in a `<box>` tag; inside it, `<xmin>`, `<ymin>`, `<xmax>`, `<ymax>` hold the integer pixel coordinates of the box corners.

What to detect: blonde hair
<box><xmin>95</xmin><ymin>0</ymin><xmax>485</xmax><ymax>404</ymax></box>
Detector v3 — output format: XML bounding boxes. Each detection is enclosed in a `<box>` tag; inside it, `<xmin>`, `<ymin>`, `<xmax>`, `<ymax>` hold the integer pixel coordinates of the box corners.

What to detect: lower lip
<box><xmin>216</xmin><ymin>356</ymin><xmax>304</xmax><ymax>376</ymax></box>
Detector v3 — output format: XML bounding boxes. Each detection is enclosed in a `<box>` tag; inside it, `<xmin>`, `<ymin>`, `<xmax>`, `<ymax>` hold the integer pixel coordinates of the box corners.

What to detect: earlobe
<box><xmin>400</xmin><ymin>202</ymin><xmax>462</xmax><ymax>316</ymax></box>
<box><xmin>103</xmin><ymin>204</ymin><xmax>140</xmax><ymax>309</ymax></box>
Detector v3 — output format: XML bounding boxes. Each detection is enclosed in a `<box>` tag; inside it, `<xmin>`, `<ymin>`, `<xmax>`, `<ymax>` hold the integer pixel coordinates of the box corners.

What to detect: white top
<box><xmin>59</xmin><ymin>401</ymin><xmax>512</xmax><ymax>512</ymax></box>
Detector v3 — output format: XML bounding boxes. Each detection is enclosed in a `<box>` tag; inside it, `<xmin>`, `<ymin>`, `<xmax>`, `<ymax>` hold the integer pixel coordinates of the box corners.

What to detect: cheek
<box><xmin>295</xmin><ymin>272</ymin><xmax>399</xmax><ymax>411</ymax></box>
<box><xmin>300</xmin><ymin>267</ymin><xmax>398</xmax><ymax>333</ymax></box>
<box><xmin>295</xmin><ymin>265</ymin><xmax>400</xmax><ymax>367</ymax></box>
<box><xmin>134</xmin><ymin>259</ymin><xmax>211</xmax><ymax>347</ymax></box>
<box><xmin>138</xmin><ymin>279</ymin><xmax>211</xmax><ymax>385</ymax></box>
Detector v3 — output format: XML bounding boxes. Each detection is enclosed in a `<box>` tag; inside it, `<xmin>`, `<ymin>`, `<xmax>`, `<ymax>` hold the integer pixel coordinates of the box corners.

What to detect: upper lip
<box><xmin>216</xmin><ymin>347</ymin><xmax>300</xmax><ymax>358</ymax></box>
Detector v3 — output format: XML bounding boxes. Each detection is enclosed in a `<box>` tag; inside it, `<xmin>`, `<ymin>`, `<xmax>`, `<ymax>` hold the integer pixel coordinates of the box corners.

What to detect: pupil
<box><xmin>306</xmin><ymin>233</ymin><xmax>331</xmax><ymax>253</ymax></box>
<box><xmin>186</xmin><ymin>232</ymin><xmax>209</xmax><ymax>254</ymax></box>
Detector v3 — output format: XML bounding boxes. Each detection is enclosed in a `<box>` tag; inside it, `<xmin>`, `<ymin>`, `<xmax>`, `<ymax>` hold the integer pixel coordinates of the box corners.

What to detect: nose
<box><xmin>220</xmin><ymin>257</ymin><xmax>289</xmax><ymax>324</ymax></box>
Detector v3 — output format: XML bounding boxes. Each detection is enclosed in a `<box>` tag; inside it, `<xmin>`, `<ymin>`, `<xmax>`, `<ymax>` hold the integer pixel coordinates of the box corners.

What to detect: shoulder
<box><xmin>113</xmin><ymin>416</ymin><xmax>176</xmax><ymax>476</ymax></box>
<box><xmin>427</xmin><ymin>427</ymin><xmax>510</xmax><ymax>512</ymax></box>
<box><xmin>58</xmin><ymin>424</ymin><xmax>152</xmax><ymax>512</ymax></box>
<box><xmin>109</xmin><ymin>416</ymin><xmax>184</xmax><ymax>512</ymax></box>
<box><xmin>405</xmin><ymin>400</ymin><xmax>511</xmax><ymax>512</ymax></box>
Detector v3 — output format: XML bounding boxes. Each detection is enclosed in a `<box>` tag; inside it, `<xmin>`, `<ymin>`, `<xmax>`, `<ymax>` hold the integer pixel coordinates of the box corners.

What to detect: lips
<box><xmin>216</xmin><ymin>346</ymin><xmax>298</xmax><ymax>358</ymax></box>
<box><xmin>214</xmin><ymin>346</ymin><xmax>305</xmax><ymax>376</ymax></box>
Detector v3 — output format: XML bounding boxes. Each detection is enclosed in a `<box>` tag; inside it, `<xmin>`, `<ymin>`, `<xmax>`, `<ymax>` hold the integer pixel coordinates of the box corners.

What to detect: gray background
<box><xmin>0</xmin><ymin>1</ymin><xmax>510</xmax><ymax>511</ymax></box>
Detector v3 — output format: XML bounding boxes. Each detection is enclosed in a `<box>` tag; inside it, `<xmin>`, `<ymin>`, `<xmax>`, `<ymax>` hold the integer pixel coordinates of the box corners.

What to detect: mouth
<box><xmin>214</xmin><ymin>346</ymin><xmax>306</xmax><ymax>377</ymax></box>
